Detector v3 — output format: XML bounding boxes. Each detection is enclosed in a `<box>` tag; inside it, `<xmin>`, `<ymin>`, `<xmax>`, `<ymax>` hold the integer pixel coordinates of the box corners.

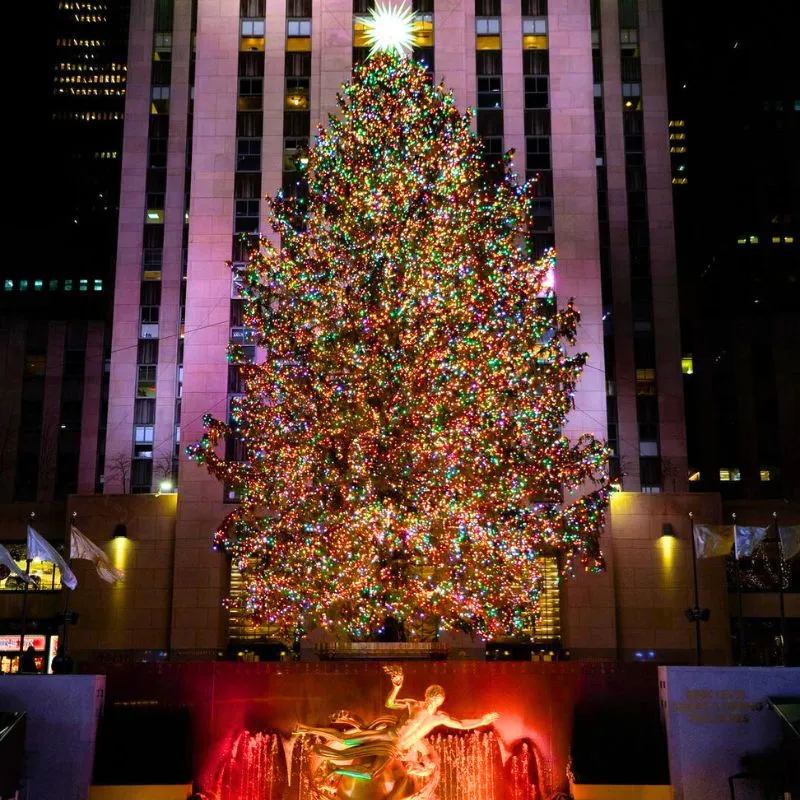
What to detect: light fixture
<box><xmin>661</xmin><ymin>523</ymin><xmax>675</xmax><ymax>538</ymax></box>
<box><xmin>112</xmin><ymin>523</ymin><xmax>128</xmax><ymax>539</ymax></box>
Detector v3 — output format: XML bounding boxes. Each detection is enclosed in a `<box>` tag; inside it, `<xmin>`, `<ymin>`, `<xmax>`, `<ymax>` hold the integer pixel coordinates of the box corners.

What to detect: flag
<box><xmin>26</xmin><ymin>525</ymin><xmax>77</xmax><ymax>590</ymax></box>
<box><xmin>779</xmin><ymin>525</ymin><xmax>800</xmax><ymax>561</ymax></box>
<box><xmin>734</xmin><ymin>526</ymin><xmax>769</xmax><ymax>559</ymax></box>
<box><xmin>0</xmin><ymin>543</ymin><xmax>34</xmax><ymax>584</ymax></box>
<box><xmin>693</xmin><ymin>524</ymin><xmax>734</xmax><ymax>559</ymax></box>
<box><xmin>70</xmin><ymin>526</ymin><xmax>124</xmax><ymax>584</ymax></box>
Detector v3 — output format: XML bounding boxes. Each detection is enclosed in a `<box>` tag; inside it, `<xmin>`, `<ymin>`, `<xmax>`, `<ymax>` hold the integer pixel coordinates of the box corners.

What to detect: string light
<box><xmin>188</xmin><ymin>53</ymin><xmax>608</xmax><ymax>643</ymax></box>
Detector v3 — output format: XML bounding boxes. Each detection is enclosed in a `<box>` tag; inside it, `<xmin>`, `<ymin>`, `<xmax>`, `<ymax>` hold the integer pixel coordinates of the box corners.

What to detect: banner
<box><xmin>70</xmin><ymin>526</ymin><xmax>124</xmax><ymax>584</ymax></box>
<box><xmin>26</xmin><ymin>526</ymin><xmax>77</xmax><ymax>590</ymax></box>
<box><xmin>693</xmin><ymin>524</ymin><xmax>734</xmax><ymax>559</ymax></box>
<box><xmin>779</xmin><ymin>525</ymin><xmax>800</xmax><ymax>561</ymax></box>
<box><xmin>0</xmin><ymin>543</ymin><xmax>34</xmax><ymax>584</ymax></box>
<box><xmin>734</xmin><ymin>526</ymin><xmax>769</xmax><ymax>559</ymax></box>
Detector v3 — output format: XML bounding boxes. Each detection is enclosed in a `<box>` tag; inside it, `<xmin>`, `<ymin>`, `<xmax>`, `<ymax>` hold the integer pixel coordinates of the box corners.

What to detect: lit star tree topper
<box><xmin>188</xmin><ymin>52</ymin><xmax>609</xmax><ymax>643</ymax></box>
<box><xmin>358</xmin><ymin>0</ymin><xmax>417</xmax><ymax>57</ymax></box>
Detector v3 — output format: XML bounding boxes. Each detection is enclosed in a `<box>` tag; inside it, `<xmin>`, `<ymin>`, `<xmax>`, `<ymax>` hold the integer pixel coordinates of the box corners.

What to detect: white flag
<box><xmin>693</xmin><ymin>524</ymin><xmax>734</xmax><ymax>559</ymax></box>
<box><xmin>26</xmin><ymin>525</ymin><xmax>77</xmax><ymax>590</ymax></box>
<box><xmin>70</xmin><ymin>526</ymin><xmax>124</xmax><ymax>584</ymax></box>
<box><xmin>779</xmin><ymin>525</ymin><xmax>800</xmax><ymax>561</ymax></box>
<box><xmin>0</xmin><ymin>543</ymin><xmax>34</xmax><ymax>584</ymax></box>
<box><xmin>734</xmin><ymin>526</ymin><xmax>769</xmax><ymax>559</ymax></box>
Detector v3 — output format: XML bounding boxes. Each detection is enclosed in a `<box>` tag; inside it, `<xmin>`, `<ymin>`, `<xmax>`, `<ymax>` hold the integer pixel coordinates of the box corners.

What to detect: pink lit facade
<box><xmin>106</xmin><ymin>0</ymin><xmax>686</xmax><ymax>649</ymax></box>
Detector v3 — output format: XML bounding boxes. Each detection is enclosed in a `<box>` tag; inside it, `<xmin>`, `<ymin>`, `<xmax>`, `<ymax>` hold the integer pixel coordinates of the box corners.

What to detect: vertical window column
<box><xmin>476</xmin><ymin>0</ymin><xmax>503</xmax><ymax>176</ymax></box>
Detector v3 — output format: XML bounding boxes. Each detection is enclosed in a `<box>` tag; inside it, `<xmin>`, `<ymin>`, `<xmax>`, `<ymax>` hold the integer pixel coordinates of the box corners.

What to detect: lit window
<box><xmin>749</xmin><ymin>235</ymin><xmax>759</xmax><ymax>244</ymax></box>
<box><xmin>759</xmin><ymin>469</ymin><xmax>771</xmax><ymax>481</ymax></box>
<box><xmin>688</xmin><ymin>470</ymin><xmax>701</xmax><ymax>482</ymax></box>
<box><xmin>737</xmin><ymin>237</ymin><xmax>747</xmax><ymax>245</ymax></box>
<box><xmin>772</xmin><ymin>236</ymin><xmax>781</xmax><ymax>244</ymax></box>
<box><xmin>79</xmin><ymin>279</ymin><xmax>88</xmax><ymax>292</ymax></box>
<box><xmin>522</xmin><ymin>18</ymin><xmax>547</xmax><ymax>34</ymax></box>
<box><xmin>49</xmin><ymin>279</ymin><xmax>58</xmax><ymax>291</ymax></box>
<box><xmin>669</xmin><ymin>132</ymin><xmax>686</xmax><ymax>140</ymax></box>
<box><xmin>668</xmin><ymin>120</ymin><xmax>685</xmax><ymax>127</ymax></box>
<box><xmin>669</xmin><ymin>146</ymin><xmax>686</xmax><ymax>153</ymax></box>
<box><xmin>134</xmin><ymin>425</ymin><xmax>154</xmax><ymax>443</ymax></box>
<box><xmin>94</xmin><ymin>279</ymin><xmax>103</xmax><ymax>291</ymax></box>
<box><xmin>65</xmin><ymin>279</ymin><xmax>73</xmax><ymax>291</ymax></box>
<box><xmin>287</xmin><ymin>19</ymin><xmax>311</xmax><ymax>36</ymax></box>
<box><xmin>3</xmin><ymin>280</ymin><xmax>12</xmax><ymax>291</ymax></box>
<box><xmin>241</xmin><ymin>19</ymin><xmax>265</xmax><ymax>37</ymax></box>
<box><xmin>786</xmin><ymin>236</ymin><xmax>795</xmax><ymax>244</ymax></box>
<box><xmin>34</xmin><ymin>280</ymin><xmax>43</xmax><ymax>291</ymax></box>
<box><xmin>19</xmin><ymin>280</ymin><xmax>28</xmax><ymax>291</ymax></box>
<box><xmin>681</xmin><ymin>355</ymin><xmax>693</xmax><ymax>374</ymax></box>
<box><xmin>476</xmin><ymin>17</ymin><xmax>500</xmax><ymax>35</ymax></box>
<box><xmin>719</xmin><ymin>468</ymin><xmax>741</xmax><ymax>482</ymax></box>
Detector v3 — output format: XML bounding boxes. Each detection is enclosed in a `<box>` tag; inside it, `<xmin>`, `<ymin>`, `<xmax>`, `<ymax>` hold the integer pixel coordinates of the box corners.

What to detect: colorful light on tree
<box><xmin>188</xmin><ymin>52</ymin><xmax>608</xmax><ymax>642</ymax></box>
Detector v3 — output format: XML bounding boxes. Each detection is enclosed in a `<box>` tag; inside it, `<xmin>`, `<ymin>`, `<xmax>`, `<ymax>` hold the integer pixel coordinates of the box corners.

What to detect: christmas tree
<box><xmin>188</xmin><ymin>53</ymin><xmax>608</xmax><ymax>642</ymax></box>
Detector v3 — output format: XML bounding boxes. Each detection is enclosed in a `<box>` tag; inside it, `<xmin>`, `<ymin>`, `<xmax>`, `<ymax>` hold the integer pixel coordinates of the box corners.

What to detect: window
<box><xmin>0</xmin><ymin>543</ymin><xmax>63</xmax><ymax>592</ymax></box>
<box><xmin>137</xmin><ymin>339</ymin><xmax>159</xmax><ymax>364</ymax></box>
<box><xmin>241</xmin><ymin>19</ymin><xmax>265</xmax><ymax>37</ymax></box>
<box><xmin>134</xmin><ymin>425</ymin><xmax>154</xmax><ymax>443</ymax></box>
<box><xmin>239</xmin><ymin>77</ymin><xmax>263</xmax><ymax>96</ymax></box>
<box><xmin>287</xmin><ymin>19</ymin><xmax>311</xmax><ymax>36</ymax></box>
<box><xmin>477</xmin><ymin>76</ymin><xmax>502</xmax><ymax>108</ymax></box>
<box><xmin>134</xmin><ymin>398</ymin><xmax>156</xmax><ymax>425</ymax></box>
<box><xmin>237</xmin><ymin>138</ymin><xmax>262</xmax><ymax>172</ymax></box>
<box><xmin>759</xmin><ymin>469</ymin><xmax>771</xmax><ymax>481</ymax></box>
<box><xmin>688</xmin><ymin>470</ymin><xmax>701</xmax><ymax>482</ymax></box>
<box><xmin>635</xmin><ymin>368</ymin><xmax>656</xmax><ymax>395</ymax></box>
<box><xmin>79</xmin><ymin>279</ymin><xmax>88</xmax><ymax>292</ymax></box>
<box><xmin>136</xmin><ymin>365</ymin><xmax>157</xmax><ymax>398</ymax></box>
<box><xmin>681</xmin><ymin>355</ymin><xmax>693</xmax><ymax>375</ymax></box>
<box><xmin>524</xmin><ymin>75</ymin><xmax>549</xmax><ymax>108</ymax></box>
<box><xmin>151</xmin><ymin>85</ymin><xmax>170</xmax><ymax>114</ymax></box>
<box><xmin>94</xmin><ymin>279</ymin><xmax>103</xmax><ymax>292</ymax></box>
<box><xmin>238</xmin><ymin>77</ymin><xmax>263</xmax><ymax>110</ymax></box>
<box><xmin>154</xmin><ymin>33</ymin><xmax>173</xmax><ymax>50</ymax></box>
<box><xmin>235</xmin><ymin>199</ymin><xmax>260</xmax><ymax>233</ymax></box>
<box><xmin>287</xmin><ymin>0</ymin><xmax>312</xmax><ymax>16</ymax></box>
<box><xmin>719</xmin><ymin>468</ymin><xmax>741</xmax><ymax>482</ymax></box>
<box><xmin>3</xmin><ymin>280</ymin><xmax>12</xmax><ymax>291</ymax></box>
<box><xmin>285</xmin><ymin>76</ymin><xmax>309</xmax><ymax>109</ymax></box>
<box><xmin>476</xmin><ymin>17</ymin><xmax>500</xmax><ymax>34</ymax></box>
<box><xmin>526</xmin><ymin>136</ymin><xmax>551</xmax><ymax>170</ymax></box>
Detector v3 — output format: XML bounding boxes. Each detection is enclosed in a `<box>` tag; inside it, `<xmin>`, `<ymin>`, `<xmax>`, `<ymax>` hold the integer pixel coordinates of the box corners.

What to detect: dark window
<box><xmin>237</xmin><ymin>138</ymin><xmax>262</xmax><ymax>172</ymax></box>
<box><xmin>134</xmin><ymin>398</ymin><xmax>156</xmax><ymax>425</ymax></box>
<box><xmin>477</xmin><ymin>76</ymin><xmax>502</xmax><ymax>108</ymax></box>
<box><xmin>137</xmin><ymin>339</ymin><xmax>160</xmax><ymax>365</ymax></box>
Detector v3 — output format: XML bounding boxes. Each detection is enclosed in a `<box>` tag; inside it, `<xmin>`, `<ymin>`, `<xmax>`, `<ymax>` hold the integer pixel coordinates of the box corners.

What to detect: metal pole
<box><xmin>732</xmin><ymin>513</ymin><xmax>745</xmax><ymax>665</ymax></box>
<box><xmin>774</xmin><ymin>512</ymin><xmax>787</xmax><ymax>667</ymax></box>
<box><xmin>18</xmin><ymin>512</ymin><xmax>35</xmax><ymax>669</ymax></box>
<box><xmin>60</xmin><ymin>512</ymin><xmax>76</xmax><ymax>666</ymax></box>
<box><xmin>689</xmin><ymin>512</ymin><xmax>702</xmax><ymax>666</ymax></box>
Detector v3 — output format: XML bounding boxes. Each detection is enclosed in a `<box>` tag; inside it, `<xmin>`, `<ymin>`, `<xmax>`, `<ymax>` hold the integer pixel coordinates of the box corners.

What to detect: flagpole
<box><xmin>732</xmin><ymin>512</ymin><xmax>745</xmax><ymax>665</ymax></box>
<box><xmin>59</xmin><ymin>512</ymin><xmax>76</xmax><ymax>670</ymax></box>
<box><xmin>689</xmin><ymin>512</ymin><xmax>702</xmax><ymax>666</ymax></box>
<box><xmin>18</xmin><ymin>512</ymin><xmax>35</xmax><ymax>668</ymax></box>
<box><xmin>774</xmin><ymin>511</ymin><xmax>787</xmax><ymax>667</ymax></box>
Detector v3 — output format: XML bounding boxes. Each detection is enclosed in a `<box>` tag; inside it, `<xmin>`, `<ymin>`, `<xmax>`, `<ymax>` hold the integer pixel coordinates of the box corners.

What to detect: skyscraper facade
<box><xmin>105</xmin><ymin>0</ymin><xmax>685</xmax><ymax>648</ymax></box>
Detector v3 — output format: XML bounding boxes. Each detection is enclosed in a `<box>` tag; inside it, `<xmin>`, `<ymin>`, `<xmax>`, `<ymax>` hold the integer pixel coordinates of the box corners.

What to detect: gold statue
<box><xmin>295</xmin><ymin>665</ymin><xmax>499</xmax><ymax>799</ymax></box>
